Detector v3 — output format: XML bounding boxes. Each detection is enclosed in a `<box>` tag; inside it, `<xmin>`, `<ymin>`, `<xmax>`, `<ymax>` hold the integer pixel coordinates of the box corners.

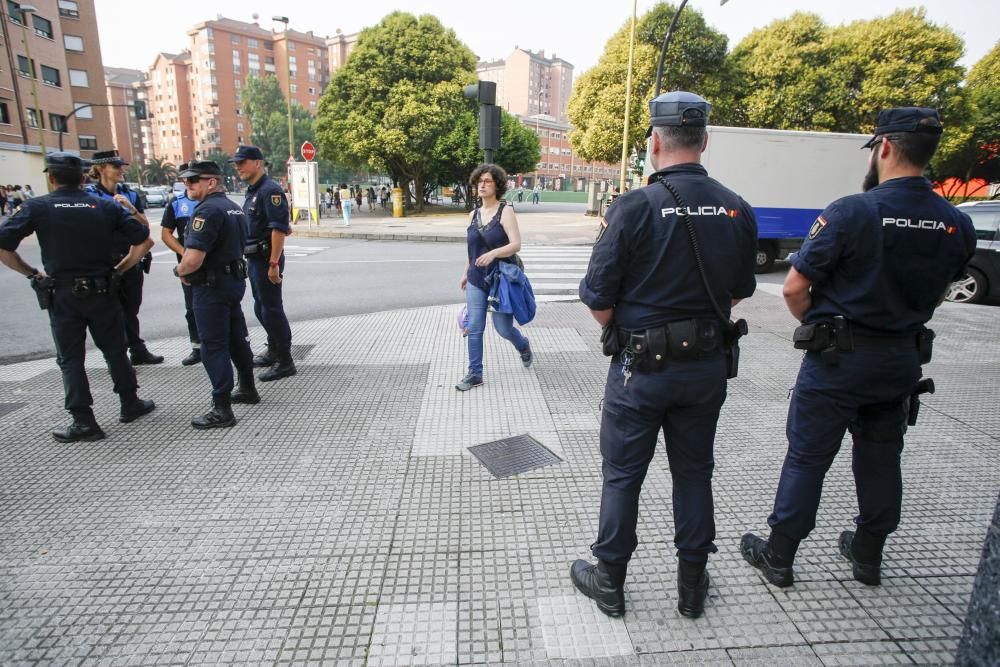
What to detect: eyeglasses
<box><xmin>183</xmin><ymin>177</ymin><xmax>202</xmax><ymax>184</ymax></box>
<box><xmin>477</xmin><ymin>178</ymin><xmax>495</xmax><ymax>185</ymax></box>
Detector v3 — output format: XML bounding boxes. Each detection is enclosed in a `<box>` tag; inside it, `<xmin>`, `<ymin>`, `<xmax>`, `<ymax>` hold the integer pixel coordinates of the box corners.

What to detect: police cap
<box><xmin>43</xmin><ymin>152</ymin><xmax>91</xmax><ymax>172</ymax></box>
<box><xmin>178</xmin><ymin>160</ymin><xmax>223</xmax><ymax>179</ymax></box>
<box><xmin>861</xmin><ymin>107</ymin><xmax>943</xmax><ymax>148</ymax></box>
<box><xmin>91</xmin><ymin>149</ymin><xmax>128</xmax><ymax>166</ymax></box>
<box><xmin>645</xmin><ymin>91</ymin><xmax>712</xmax><ymax>137</ymax></box>
<box><xmin>228</xmin><ymin>145</ymin><xmax>264</xmax><ymax>162</ymax></box>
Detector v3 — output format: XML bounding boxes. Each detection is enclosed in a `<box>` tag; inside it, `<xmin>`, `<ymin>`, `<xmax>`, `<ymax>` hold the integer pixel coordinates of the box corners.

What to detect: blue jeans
<box><xmin>465</xmin><ymin>282</ymin><xmax>528</xmax><ymax>377</ymax></box>
<box><xmin>342</xmin><ymin>200</ymin><xmax>353</xmax><ymax>225</ymax></box>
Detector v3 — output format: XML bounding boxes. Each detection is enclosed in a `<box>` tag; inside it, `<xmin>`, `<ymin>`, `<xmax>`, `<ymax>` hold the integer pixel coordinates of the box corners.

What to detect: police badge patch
<box><xmin>807</xmin><ymin>215</ymin><xmax>828</xmax><ymax>240</ymax></box>
<box><xmin>191</xmin><ymin>216</ymin><xmax>205</xmax><ymax>232</ymax></box>
<box><xmin>270</xmin><ymin>194</ymin><xmax>282</xmax><ymax>207</ymax></box>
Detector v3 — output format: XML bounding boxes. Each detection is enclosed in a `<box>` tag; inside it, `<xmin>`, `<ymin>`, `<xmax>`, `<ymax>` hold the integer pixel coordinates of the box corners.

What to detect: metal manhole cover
<box><xmin>468</xmin><ymin>434</ymin><xmax>562</xmax><ymax>478</ymax></box>
<box><xmin>291</xmin><ymin>344</ymin><xmax>315</xmax><ymax>361</ymax></box>
<box><xmin>0</xmin><ymin>403</ymin><xmax>27</xmax><ymax>419</ymax></box>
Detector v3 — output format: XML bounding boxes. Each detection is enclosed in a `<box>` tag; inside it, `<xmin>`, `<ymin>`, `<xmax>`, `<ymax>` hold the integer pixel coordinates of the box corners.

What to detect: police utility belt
<box><xmin>28</xmin><ymin>272</ymin><xmax>124</xmax><ymax>310</ymax></box>
<box><xmin>601</xmin><ymin>318</ymin><xmax>736</xmax><ymax>373</ymax></box>
<box><xmin>182</xmin><ymin>260</ymin><xmax>248</xmax><ymax>286</ymax></box>
<box><xmin>792</xmin><ymin>315</ymin><xmax>934</xmax><ymax>365</ymax></box>
<box><xmin>243</xmin><ymin>239</ymin><xmax>271</xmax><ymax>258</ymax></box>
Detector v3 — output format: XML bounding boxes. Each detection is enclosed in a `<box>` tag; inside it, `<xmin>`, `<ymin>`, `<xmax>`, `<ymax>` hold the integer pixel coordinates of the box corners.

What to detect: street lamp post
<box><xmin>534</xmin><ymin>90</ymin><xmax>545</xmax><ymax>188</ymax></box>
<box><xmin>273</xmin><ymin>15</ymin><xmax>293</xmax><ymax>163</ymax></box>
<box><xmin>17</xmin><ymin>4</ymin><xmax>45</xmax><ymax>158</ymax></box>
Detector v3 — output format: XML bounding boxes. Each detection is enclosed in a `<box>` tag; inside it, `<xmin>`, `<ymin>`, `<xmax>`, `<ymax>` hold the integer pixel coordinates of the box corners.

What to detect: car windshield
<box><xmin>964</xmin><ymin>209</ymin><xmax>1000</xmax><ymax>241</ymax></box>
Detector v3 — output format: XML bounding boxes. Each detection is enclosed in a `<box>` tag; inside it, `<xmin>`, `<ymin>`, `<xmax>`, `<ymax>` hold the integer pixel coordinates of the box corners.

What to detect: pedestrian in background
<box><xmin>339</xmin><ymin>183</ymin><xmax>353</xmax><ymax>226</ymax></box>
<box><xmin>741</xmin><ymin>107</ymin><xmax>976</xmax><ymax>589</ymax></box>
<box><xmin>456</xmin><ymin>163</ymin><xmax>533</xmax><ymax>392</ymax></box>
<box><xmin>367</xmin><ymin>185</ymin><xmax>376</xmax><ymax>212</ymax></box>
<box><xmin>531</xmin><ymin>184</ymin><xmax>540</xmax><ymax>204</ymax></box>
<box><xmin>22</xmin><ymin>185</ymin><xmax>34</xmax><ymax>199</ymax></box>
<box><xmin>571</xmin><ymin>91</ymin><xmax>757</xmax><ymax>619</ymax></box>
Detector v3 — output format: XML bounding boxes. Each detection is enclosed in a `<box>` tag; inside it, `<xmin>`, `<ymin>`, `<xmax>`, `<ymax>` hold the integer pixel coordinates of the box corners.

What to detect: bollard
<box><xmin>392</xmin><ymin>187</ymin><xmax>404</xmax><ymax>218</ymax></box>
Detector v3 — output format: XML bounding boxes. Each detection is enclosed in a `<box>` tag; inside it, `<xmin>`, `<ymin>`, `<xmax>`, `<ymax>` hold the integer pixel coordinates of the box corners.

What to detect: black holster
<box><xmin>244</xmin><ymin>240</ymin><xmax>271</xmax><ymax>258</ymax></box>
<box><xmin>907</xmin><ymin>378</ymin><xmax>935</xmax><ymax>427</ymax></box>
<box><xmin>29</xmin><ymin>275</ymin><xmax>55</xmax><ymax>310</ymax></box>
<box><xmin>140</xmin><ymin>252</ymin><xmax>153</xmax><ymax>274</ymax></box>
<box><xmin>916</xmin><ymin>329</ymin><xmax>934</xmax><ymax>365</ymax></box>
<box><xmin>600</xmin><ymin>324</ymin><xmax>620</xmax><ymax>357</ymax></box>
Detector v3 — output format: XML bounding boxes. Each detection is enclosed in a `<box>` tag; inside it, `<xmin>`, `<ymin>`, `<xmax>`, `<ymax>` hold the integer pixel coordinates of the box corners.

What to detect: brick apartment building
<box><xmin>103</xmin><ymin>66</ymin><xmax>144</xmax><ymax>165</ymax></box>
<box><xmin>524</xmin><ymin>113</ymin><xmax>620</xmax><ymax>191</ymax></box>
<box><xmin>0</xmin><ymin>0</ymin><xmax>112</xmax><ymax>184</ymax></box>
<box><xmin>142</xmin><ymin>17</ymin><xmax>330</xmax><ymax>167</ymax></box>
<box><xmin>477</xmin><ymin>48</ymin><xmax>573</xmax><ymax>123</ymax></box>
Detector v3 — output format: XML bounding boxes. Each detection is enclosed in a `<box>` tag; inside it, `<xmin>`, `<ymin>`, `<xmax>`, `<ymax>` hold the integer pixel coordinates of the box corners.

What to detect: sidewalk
<box><xmin>291</xmin><ymin>204</ymin><xmax>601</xmax><ymax>245</ymax></box>
<box><xmin>0</xmin><ymin>292</ymin><xmax>996</xmax><ymax>665</ymax></box>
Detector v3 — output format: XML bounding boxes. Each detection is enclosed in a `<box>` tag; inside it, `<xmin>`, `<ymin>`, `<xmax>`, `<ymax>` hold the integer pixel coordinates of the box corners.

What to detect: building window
<box><xmin>233</xmin><ymin>79</ymin><xmax>240</xmax><ymax>89</ymax></box>
<box><xmin>58</xmin><ymin>0</ymin><xmax>80</xmax><ymax>17</ymax></box>
<box><xmin>48</xmin><ymin>113</ymin><xmax>67</xmax><ymax>132</ymax></box>
<box><xmin>16</xmin><ymin>55</ymin><xmax>34</xmax><ymax>78</ymax></box>
<box><xmin>63</xmin><ymin>34</ymin><xmax>84</xmax><ymax>51</ymax></box>
<box><xmin>287</xmin><ymin>41</ymin><xmax>295</xmax><ymax>51</ymax></box>
<box><xmin>73</xmin><ymin>102</ymin><xmax>93</xmax><ymax>119</ymax></box>
<box><xmin>78</xmin><ymin>134</ymin><xmax>97</xmax><ymax>150</ymax></box>
<box><xmin>231</xmin><ymin>34</ymin><xmax>240</xmax><ymax>44</ymax></box>
<box><xmin>31</xmin><ymin>14</ymin><xmax>53</xmax><ymax>38</ymax></box>
<box><xmin>247</xmin><ymin>37</ymin><xmax>258</xmax><ymax>49</ymax></box>
<box><xmin>265</xmin><ymin>56</ymin><xmax>274</xmax><ymax>66</ymax></box>
<box><xmin>41</xmin><ymin>65</ymin><xmax>60</xmax><ymax>87</ymax></box>
<box><xmin>26</xmin><ymin>108</ymin><xmax>43</xmax><ymax>128</ymax></box>
<box><xmin>0</xmin><ymin>102</ymin><xmax>9</xmax><ymax>124</ymax></box>
<box><xmin>6</xmin><ymin>0</ymin><xmax>23</xmax><ymax>23</ymax></box>
<box><xmin>289</xmin><ymin>83</ymin><xmax>297</xmax><ymax>93</ymax></box>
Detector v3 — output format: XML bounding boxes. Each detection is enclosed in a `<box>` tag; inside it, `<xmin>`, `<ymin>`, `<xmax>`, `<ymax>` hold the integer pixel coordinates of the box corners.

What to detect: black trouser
<box><xmin>247</xmin><ymin>254</ymin><xmax>291</xmax><ymax>354</ymax></box>
<box><xmin>192</xmin><ymin>277</ymin><xmax>254</xmax><ymax>399</ymax></box>
<box><xmin>118</xmin><ymin>265</ymin><xmax>145</xmax><ymax>351</ymax></box>
<box><xmin>49</xmin><ymin>288</ymin><xmax>138</xmax><ymax>418</ymax></box>
<box><xmin>182</xmin><ymin>281</ymin><xmax>200</xmax><ymax>346</ymax></box>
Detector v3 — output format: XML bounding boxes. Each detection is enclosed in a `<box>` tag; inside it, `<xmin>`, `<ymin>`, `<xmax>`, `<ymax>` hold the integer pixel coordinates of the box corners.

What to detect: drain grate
<box><xmin>468</xmin><ymin>434</ymin><xmax>562</xmax><ymax>478</ymax></box>
<box><xmin>0</xmin><ymin>403</ymin><xmax>27</xmax><ymax>419</ymax></box>
<box><xmin>291</xmin><ymin>344</ymin><xmax>315</xmax><ymax>361</ymax></box>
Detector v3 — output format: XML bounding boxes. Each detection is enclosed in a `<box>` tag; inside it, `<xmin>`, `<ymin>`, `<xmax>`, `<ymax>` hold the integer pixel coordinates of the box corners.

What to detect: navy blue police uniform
<box><xmin>0</xmin><ymin>152</ymin><xmax>155</xmax><ymax>441</ymax></box>
<box><xmin>178</xmin><ymin>162</ymin><xmax>256</xmax><ymax>427</ymax></box>
<box><xmin>571</xmin><ymin>92</ymin><xmax>758</xmax><ymax>619</ymax></box>
<box><xmin>230</xmin><ymin>145</ymin><xmax>294</xmax><ymax>378</ymax></box>
<box><xmin>161</xmin><ymin>188</ymin><xmax>201</xmax><ymax>361</ymax></box>
<box><xmin>85</xmin><ymin>149</ymin><xmax>161</xmax><ymax>364</ymax></box>
<box><xmin>741</xmin><ymin>107</ymin><xmax>977</xmax><ymax>588</ymax></box>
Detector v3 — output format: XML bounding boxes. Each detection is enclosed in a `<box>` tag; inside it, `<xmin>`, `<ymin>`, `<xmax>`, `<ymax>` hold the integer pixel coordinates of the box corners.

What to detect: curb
<box><xmin>291</xmin><ymin>228</ymin><xmax>466</xmax><ymax>243</ymax></box>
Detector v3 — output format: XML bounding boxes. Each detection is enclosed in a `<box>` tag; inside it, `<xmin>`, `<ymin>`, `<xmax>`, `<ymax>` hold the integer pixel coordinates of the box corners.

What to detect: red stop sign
<box><xmin>300</xmin><ymin>141</ymin><xmax>316</xmax><ymax>161</ymax></box>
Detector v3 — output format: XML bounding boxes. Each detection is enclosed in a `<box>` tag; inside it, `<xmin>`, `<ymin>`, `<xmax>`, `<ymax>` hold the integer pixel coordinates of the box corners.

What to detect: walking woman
<box><xmin>339</xmin><ymin>183</ymin><xmax>353</xmax><ymax>226</ymax></box>
<box><xmin>456</xmin><ymin>163</ymin><xmax>532</xmax><ymax>391</ymax></box>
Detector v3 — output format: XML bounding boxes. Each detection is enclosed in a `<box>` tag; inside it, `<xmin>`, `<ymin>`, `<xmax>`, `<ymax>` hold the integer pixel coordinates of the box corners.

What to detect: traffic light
<box><xmin>463</xmin><ymin>81</ymin><xmax>496</xmax><ymax>106</ymax></box>
<box><xmin>635</xmin><ymin>150</ymin><xmax>646</xmax><ymax>174</ymax></box>
<box><xmin>133</xmin><ymin>100</ymin><xmax>148</xmax><ymax>120</ymax></box>
<box><xmin>480</xmin><ymin>105</ymin><xmax>500</xmax><ymax>152</ymax></box>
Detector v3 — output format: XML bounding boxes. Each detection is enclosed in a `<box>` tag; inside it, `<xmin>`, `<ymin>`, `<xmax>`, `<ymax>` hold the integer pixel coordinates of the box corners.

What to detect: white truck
<box><xmin>699</xmin><ymin>126</ymin><xmax>872</xmax><ymax>272</ymax></box>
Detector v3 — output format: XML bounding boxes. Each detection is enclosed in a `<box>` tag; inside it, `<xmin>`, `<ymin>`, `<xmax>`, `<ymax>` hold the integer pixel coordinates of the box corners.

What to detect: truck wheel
<box><xmin>946</xmin><ymin>268</ymin><xmax>987</xmax><ymax>304</ymax></box>
<box><xmin>754</xmin><ymin>243</ymin><xmax>776</xmax><ymax>273</ymax></box>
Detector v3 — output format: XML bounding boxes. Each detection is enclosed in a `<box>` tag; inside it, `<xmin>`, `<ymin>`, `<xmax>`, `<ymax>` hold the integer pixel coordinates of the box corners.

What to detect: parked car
<box><xmin>141</xmin><ymin>186</ymin><xmax>168</xmax><ymax>208</ymax></box>
<box><xmin>946</xmin><ymin>201</ymin><xmax>1000</xmax><ymax>305</ymax></box>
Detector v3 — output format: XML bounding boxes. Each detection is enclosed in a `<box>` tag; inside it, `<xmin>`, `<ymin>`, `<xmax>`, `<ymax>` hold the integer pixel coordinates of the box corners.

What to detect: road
<box><xmin>0</xmin><ymin>202</ymin><xmax>789</xmax><ymax>363</ymax></box>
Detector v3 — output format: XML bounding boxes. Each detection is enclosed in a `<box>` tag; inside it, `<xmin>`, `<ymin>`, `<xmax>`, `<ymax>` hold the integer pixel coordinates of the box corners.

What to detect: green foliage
<box><xmin>567</xmin><ymin>3</ymin><xmax>730</xmax><ymax>163</ymax></box>
<box><xmin>201</xmin><ymin>149</ymin><xmax>237</xmax><ymax>185</ymax></box>
<box><xmin>123</xmin><ymin>164</ymin><xmax>143</xmax><ymax>184</ymax></box>
<box><xmin>315</xmin><ymin>12</ymin><xmax>477</xmax><ymax>211</ymax></box>
<box><xmin>242</xmin><ymin>75</ymin><xmax>287</xmax><ymax>161</ymax></box>
<box><xmin>140</xmin><ymin>157</ymin><xmax>177</xmax><ymax>185</ymax></box>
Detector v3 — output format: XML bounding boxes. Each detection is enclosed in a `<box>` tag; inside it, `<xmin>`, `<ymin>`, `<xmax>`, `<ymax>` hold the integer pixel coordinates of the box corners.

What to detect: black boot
<box><xmin>258</xmin><ymin>350</ymin><xmax>296</xmax><ymax>382</ymax></box>
<box><xmin>839</xmin><ymin>529</ymin><xmax>885</xmax><ymax>586</ymax></box>
<box><xmin>130</xmin><ymin>347</ymin><xmax>164</xmax><ymax>365</ymax></box>
<box><xmin>231</xmin><ymin>370</ymin><xmax>261</xmax><ymax>404</ymax></box>
<box><xmin>740</xmin><ymin>532</ymin><xmax>797</xmax><ymax>587</ymax></box>
<box><xmin>252</xmin><ymin>346</ymin><xmax>276</xmax><ymax>368</ymax></box>
<box><xmin>569</xmin><ymin>559</ymin><xmax>626</xmax><ymax>617</ymax></box>
<box><xmin>52</xmin><ymin>413</ymin><xmax>105</xmax><ymax>443</ymax></box>
<box><xmin>181</xmin><ymin>348</ymin><xmax>201</xmax><ymax>366</ymax></box>
<box><xmin>677</xmin><ymin>559</ymin><xmax>710</xmax><ymax>618</ymax></box>
<box><xmin>191</xmin><ymin>397</ymin><xmax>236</xmax><ymax>429</ymax></box>
<box><xmin>119</xmin><ymin>393</ymin><xmax>156</xmax><ymax>423</ymax></box>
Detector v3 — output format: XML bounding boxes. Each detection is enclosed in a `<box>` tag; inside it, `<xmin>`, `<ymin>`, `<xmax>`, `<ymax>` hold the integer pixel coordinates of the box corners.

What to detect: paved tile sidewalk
<box><xmin>0</xmin><ymin>291</ymin><xmax>997</xmax><ymax>665</ymax></box>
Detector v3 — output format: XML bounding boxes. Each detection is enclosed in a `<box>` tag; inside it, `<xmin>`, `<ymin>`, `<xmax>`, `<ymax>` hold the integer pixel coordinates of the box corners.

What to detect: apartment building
<box><xmin>326</xmin><ymin>28</ymin><xmax>358</xmax><ymax>72</ymax></box>
<box><xmin>477</xmin><ymin>48</ymin><xmax>574</xmax><ymax>123</ymax></box>
<box><xmin>0</xmin><ymin>0</ymin><xmax>112</xmax><ymax>183</ymax></box>
<box><xmin>523</xmin><ymin>113</ymin><xmax>619</xmax><ymax>191</ymax></box>
<box><xmin>104</xmin><ymin>66</ymin><xmax>144</xmax><ymax>165</ymax></box>
<box><xmin>147</xmin><ymin>51</ymin><xmax>192</xmax><ymax>166</ymax></box>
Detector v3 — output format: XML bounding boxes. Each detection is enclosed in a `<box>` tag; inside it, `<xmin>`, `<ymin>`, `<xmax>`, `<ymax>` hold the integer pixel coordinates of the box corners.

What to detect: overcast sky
<box><xmin>95</xmin><ymin>0</ymin><xmax>998</xmax><ymax>74</ymax></box>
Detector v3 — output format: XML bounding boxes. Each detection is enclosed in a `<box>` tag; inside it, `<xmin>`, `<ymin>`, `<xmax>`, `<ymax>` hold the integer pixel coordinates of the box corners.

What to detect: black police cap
<box><xmin>178</xmin><ymin>160</ymin><xmax>223</xmax><ymax>178</ymax></box>
<box><xmin>861</xmin><ymin>107</ymin><xmax>943</xmax><ymax>148</ymax></box>
<box><xmin>228</xmin><ymin>145</ymin><xmax>264</xmax><ymax>162</ymax></box>
<box><xmin>43</xmin><ymin>152</ymin><xmax>91</xmax><ymax>172</ymax></box>
<box><xmin>645</xmin><ymin>91</ymin><xmax>712</xmax><ymax>138</ymax></box>
<box><xmin>91</xmin><ymin>149</ymin><xmax>128</xmax><ymax>166</ymax></box>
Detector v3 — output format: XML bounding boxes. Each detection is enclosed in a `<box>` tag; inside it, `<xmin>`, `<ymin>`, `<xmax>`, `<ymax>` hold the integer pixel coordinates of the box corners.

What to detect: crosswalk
<box><xmin>519</xmin><ymin>244</ymin><xmax>593</xmax><ymax>303</ymax></box>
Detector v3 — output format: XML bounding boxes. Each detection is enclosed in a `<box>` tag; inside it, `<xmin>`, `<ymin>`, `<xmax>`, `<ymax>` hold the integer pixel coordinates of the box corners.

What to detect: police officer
<box><xmin>571</xmin><ymin>92</ymin><xmax>758</xmax><ymax>618</ymax></box>
<box><xmin>86</xmin><ymin>149</ymin><xmax>163</xmax><ymax>365</ymax></box>
<box><xmin>174</xmin><ymin>160</ymin><xmax>259</xmax><ymax>428</ymax></box>
<box><xmin>741</xmin><ymin>108</ymin><xmax>976</xmax><ymax>588</ymax></box>
<box><xmin>160</xmin><ymin>164</ymin><xmax>201</xmax><ymax>365</ymax></box>
<box><xmin>0</xmin><ymin>153</ymin><xmax>156</xmax><ymax>441</ymax></box>
<box><xmin>229</xmin><ymin>145</ymin><xmax>296</xmax><ymax>382</ymax></box>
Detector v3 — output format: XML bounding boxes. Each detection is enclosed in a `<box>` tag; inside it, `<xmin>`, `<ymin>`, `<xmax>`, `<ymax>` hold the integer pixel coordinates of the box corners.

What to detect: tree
<box><xmin>141</xmin><ymin>158</ymin><xmax>177</xmax><ymax>185</ymax></box>
<box><xmin>315</xmin><ymin>12</ymin><xmax>478</xmax><ymax>212</ymax></box>
<box><xmin>242</xmin><ymin>75</ymin><xmax>287</xmax><ymax>161</ymax></box>
<box><xmin>124</xmin><ymin>164</ymin><xmax>143</xmax><ymax>184</ymax></box>
<box><xmin>431</xmin><ymin>106</ymin><xmax>540</xmax><ymax>205</ymax></box>
<box><xmin>567</xmin><ymin>3</ymin><xmax>730</xmax><ymax>164</ymax></box>
<box><xmin>931</xmin><ymin>41</ymin><xmax>1000</xmax><ymax>199</ymax></box>
<box><xmin>202</xmin><ymin>149</ymin><xmax>238</xmax><ymax>189</ymax></box>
